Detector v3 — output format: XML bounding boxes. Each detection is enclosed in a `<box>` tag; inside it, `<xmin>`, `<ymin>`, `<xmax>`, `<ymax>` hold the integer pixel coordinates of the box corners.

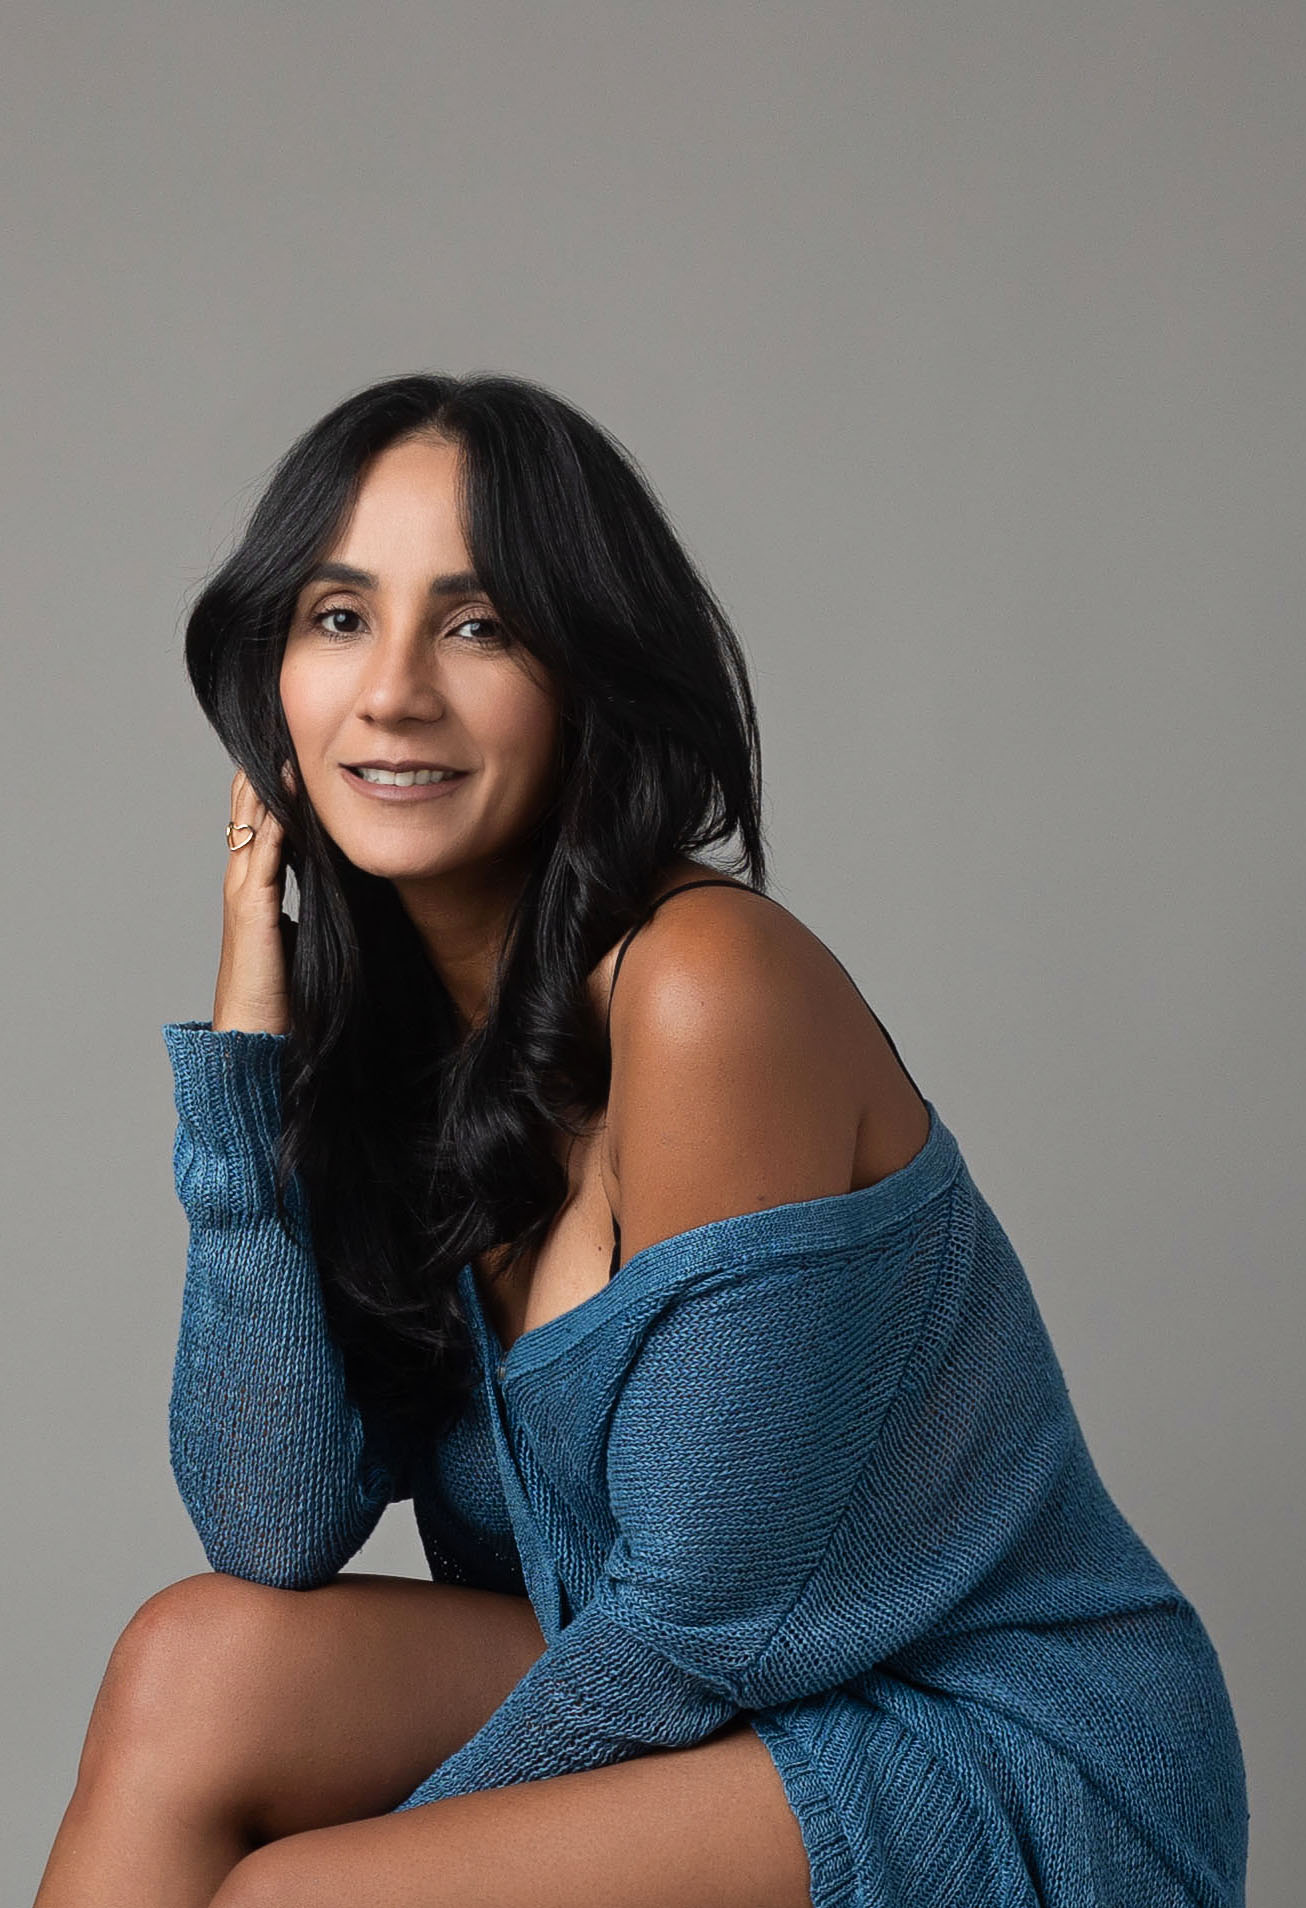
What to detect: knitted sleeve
<box><xmin>162</xmin><ymin>1021</ymin><xmax>405</xmax><ymax>1589</ymax></box>
<box><xmin>392</xmin><ymin>1202</ymin><xmax>967</xmax><ymax>1809</ymax></box>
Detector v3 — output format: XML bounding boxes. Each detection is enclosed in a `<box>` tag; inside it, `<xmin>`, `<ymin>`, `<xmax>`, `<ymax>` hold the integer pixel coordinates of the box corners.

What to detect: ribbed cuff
<box><xmin>162</xmin><ymin>1021</ymin><xmax>294</xmax><ymax>1223</ymax></box>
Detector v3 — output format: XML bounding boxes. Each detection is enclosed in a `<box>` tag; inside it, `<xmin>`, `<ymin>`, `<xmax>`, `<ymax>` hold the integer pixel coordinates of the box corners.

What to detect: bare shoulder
<box><xmin>607</xmin><ymin>874</ymin><xmax>849</xmax><ymax>1054</ymax></box>
<box><xmin>601</xmin><ymin>867</ymin><xmax>931</xmax><ymax>1264</ymax></box>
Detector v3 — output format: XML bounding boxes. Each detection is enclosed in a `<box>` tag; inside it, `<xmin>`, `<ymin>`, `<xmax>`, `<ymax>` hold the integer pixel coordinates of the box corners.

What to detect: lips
<box><xmin>338</xmin><ymin>763</ymin><xmax>469</xmax><ymax>803</ymax></box>
<box><xmin>345</xmin><ymin>761</ymin><xmax>466</xmax><ymax>773</ymax></box>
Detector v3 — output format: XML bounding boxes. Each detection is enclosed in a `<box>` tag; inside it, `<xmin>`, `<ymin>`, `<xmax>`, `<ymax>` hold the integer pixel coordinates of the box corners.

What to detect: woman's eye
<box><xmin>451</xmin><ymin>614</ymin><xmax>507</xmax><ymax>646</ymax></box>
<box><xmin>311</xmin><ymin>606</ymin><xmax>363</xmax><ymax>639</ymax></box>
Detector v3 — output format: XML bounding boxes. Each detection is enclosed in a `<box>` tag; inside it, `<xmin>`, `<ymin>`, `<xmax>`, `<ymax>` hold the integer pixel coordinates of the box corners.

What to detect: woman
<box><xmin>36</xmin><ymin>373</ymin><xmax>1247</xmax><ymax>1908</ymax></box>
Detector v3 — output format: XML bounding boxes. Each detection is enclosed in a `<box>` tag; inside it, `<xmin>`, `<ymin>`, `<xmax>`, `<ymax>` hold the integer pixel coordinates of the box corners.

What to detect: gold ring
<box><xmin>226</xmin><ymin>821</ymin><xmax>256</xmax><ymax>851</ymax></box>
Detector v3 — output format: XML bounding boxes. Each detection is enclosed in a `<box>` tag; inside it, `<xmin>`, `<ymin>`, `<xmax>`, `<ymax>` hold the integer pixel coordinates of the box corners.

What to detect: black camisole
<box><xmin>602</xmin><ymin>878</ymin><xmax>759</xmax><ymax>1280</ymax></box>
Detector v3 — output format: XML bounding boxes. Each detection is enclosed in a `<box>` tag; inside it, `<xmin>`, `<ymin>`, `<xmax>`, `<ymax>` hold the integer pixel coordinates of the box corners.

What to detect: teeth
<box><xmin>354</xmin><ymin>766</ymin><xmax>460</xmax><ymax>786</ymax></box>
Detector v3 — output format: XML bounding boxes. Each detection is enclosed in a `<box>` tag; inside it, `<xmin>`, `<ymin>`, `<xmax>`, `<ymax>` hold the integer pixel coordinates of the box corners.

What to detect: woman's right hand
<box><xmin>212</xmin><ymin>766</ymin><xmax>293</xmax><ymax>1035</ymax></box>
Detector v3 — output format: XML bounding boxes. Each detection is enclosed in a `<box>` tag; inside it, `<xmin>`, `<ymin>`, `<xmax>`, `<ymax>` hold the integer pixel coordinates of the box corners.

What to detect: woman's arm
<box><xmin>163</xmin><ymin>1020</ymin><xmax>404</xmax><ymax>1589</ymax></box>
<box><xmin>389</xmin><ymin>901</ymin><xmax>1204</xmax><ymax>1819</ymax></box>
<box><xmin>391</xmin><ymin>1223</ymin><xmax>942</xmax><ymax>1809</ymax></box>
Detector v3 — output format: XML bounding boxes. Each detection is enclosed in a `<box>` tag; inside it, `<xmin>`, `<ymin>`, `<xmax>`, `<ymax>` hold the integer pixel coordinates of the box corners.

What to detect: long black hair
<box><xmin>182</xmin><ymin>370</ymin><xmax>767</xmax><ymax>1452</ymax></box>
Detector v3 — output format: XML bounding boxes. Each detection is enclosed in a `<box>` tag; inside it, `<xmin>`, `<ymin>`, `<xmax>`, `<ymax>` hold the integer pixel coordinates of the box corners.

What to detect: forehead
<box><xmin>311</xmin><ymin>435</ymin><xmax>472</xmax><ymax>576</ymax></box>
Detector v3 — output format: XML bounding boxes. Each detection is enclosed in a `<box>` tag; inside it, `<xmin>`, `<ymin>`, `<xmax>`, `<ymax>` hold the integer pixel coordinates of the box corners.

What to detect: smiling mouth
<box><xmin>345</xmin><ymin>765</ymin><xmax>469</xmax><ymax>786</ymax></box>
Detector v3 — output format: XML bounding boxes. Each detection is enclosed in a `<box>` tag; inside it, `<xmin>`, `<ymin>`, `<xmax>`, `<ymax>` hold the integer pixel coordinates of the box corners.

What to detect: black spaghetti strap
<box><xmin>602</xmin><ymin>879</ymin><xmax>759</xmax><ymax>1053</ymax></box>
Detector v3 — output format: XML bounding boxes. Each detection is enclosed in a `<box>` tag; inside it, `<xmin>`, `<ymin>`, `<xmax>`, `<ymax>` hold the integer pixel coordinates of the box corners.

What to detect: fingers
<box><xmin>215</xmin><ymin>768</ymin><xmax>293</xmax><ymax>1034</ymax></box>
<box><xmin>225</xmin><ymin>766</ymin><xmax>285</xmax><ymax>896</ymax></box>
<box><xmin>250</xmin><ymin>799</ymin><xmax>285</xmax><ymax>884</ymax></box>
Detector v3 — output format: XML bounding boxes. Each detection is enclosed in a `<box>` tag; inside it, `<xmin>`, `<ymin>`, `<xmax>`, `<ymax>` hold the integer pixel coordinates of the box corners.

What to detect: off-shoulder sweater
<box><xmin>161</xmin><ymin>1020</ymin><xmax>1249</xmax><ymax>1908</ymax></box>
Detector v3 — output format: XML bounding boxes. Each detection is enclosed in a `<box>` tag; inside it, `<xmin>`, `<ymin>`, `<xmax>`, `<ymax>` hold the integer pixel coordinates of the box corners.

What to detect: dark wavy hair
<box><xmin>181</xmin><ymin>370</ymin><xmax>767</xmax><ymax>1453</ymax></box>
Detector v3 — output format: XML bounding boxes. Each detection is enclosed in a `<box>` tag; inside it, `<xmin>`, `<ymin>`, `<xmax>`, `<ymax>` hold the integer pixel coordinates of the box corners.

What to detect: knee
<box><xmin>208</xmin><ymin>1838</ymin><xmax>307</xmax><ymax>1908</ymax></box>
<box><xmin>79</xmin><ymin>1571</ymin><xmax>305</xmax><ymax>1791</ymax></box>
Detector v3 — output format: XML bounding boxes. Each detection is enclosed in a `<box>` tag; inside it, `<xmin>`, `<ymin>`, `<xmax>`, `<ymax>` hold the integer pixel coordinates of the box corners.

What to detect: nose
<box><xmin>354</xmin><ymin>628</ymin><xmax>447</xmax><ymax>726</ymax></box>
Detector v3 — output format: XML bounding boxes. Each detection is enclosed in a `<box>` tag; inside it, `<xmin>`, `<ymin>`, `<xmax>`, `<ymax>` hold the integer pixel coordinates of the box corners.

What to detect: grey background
<box><xmin>3</xmin><ymin>3</ymin><xmax>1300</xmax><ymax>1901</ymax></box>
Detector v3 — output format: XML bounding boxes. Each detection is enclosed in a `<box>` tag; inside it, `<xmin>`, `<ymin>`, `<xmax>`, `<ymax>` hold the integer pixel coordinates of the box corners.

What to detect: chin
<box><xmin>311</xmin><ymin>820</ymin><xmax>440</xmax><ymax>878</ymax></box>
<box><xmin>345</xmin><ymin>845</ymin><xmax>453</xmax><ymax>882</ymax></box>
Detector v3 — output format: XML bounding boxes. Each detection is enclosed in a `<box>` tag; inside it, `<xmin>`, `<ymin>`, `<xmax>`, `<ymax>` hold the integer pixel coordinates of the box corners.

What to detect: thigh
<box><xmin>212</xmin><ymin>1716</ymin><xmax>815</xmax><ymax>1908</ymax></box>
<box><xmin>94</xmin><ymin>1570</ymin><xmax>548</xmax><ymax>1843</ymax></box>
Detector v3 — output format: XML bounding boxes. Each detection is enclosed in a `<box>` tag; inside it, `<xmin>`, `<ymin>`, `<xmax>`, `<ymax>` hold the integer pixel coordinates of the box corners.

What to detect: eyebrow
<box><xmin>302</xmin><ymin>563</ymin><xmax>485</xmax><ymax>597</ymax></box>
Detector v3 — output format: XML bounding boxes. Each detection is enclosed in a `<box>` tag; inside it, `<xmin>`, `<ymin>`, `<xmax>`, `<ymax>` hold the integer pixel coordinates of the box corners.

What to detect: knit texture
<box><xmin>163</xmin><ymin>1021</ymin><xmax>1249</xmax><ymax>1907</ymax></box>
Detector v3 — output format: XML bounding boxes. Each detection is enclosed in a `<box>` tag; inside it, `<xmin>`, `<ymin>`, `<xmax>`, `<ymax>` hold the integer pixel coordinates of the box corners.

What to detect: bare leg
<box><xmin>33</xmin><ymin>1569</ymin><xmax>549</xmax><ymax>1908</ymax></box>
<box><xmin>207</xmin><ymin>1719</ymin><xmax>815</xmax><ymax>1908</ymax></box>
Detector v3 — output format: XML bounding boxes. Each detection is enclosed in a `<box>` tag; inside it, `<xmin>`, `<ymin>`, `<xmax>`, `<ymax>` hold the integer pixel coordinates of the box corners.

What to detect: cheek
<box><xmin>472</xmin><ymin>668</ymin><xmax>559</xmax><ymax>769</ymax></box>
<box><xmin>279</xmin><ymin>657</ymin><xmax>336</xmax><ymax>750</ymax></box>
<box><xmin>506</xmin><ymin>696</ymin><xmax>561</xmax><ymax>779</ymax></box>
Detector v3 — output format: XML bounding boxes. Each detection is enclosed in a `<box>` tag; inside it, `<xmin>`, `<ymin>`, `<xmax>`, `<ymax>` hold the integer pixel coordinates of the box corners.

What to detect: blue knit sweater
<box><xmin>162</xmin><ymin>1021</ymin><xmax>1248</xmax><ymax>1907</ymax></box>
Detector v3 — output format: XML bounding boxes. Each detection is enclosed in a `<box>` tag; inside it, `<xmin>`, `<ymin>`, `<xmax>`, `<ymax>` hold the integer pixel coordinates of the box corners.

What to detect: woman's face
<box><xmin>280</xmin><ymin>432</ymin><xmax>561</xmax><ymax>893</ymax></box>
